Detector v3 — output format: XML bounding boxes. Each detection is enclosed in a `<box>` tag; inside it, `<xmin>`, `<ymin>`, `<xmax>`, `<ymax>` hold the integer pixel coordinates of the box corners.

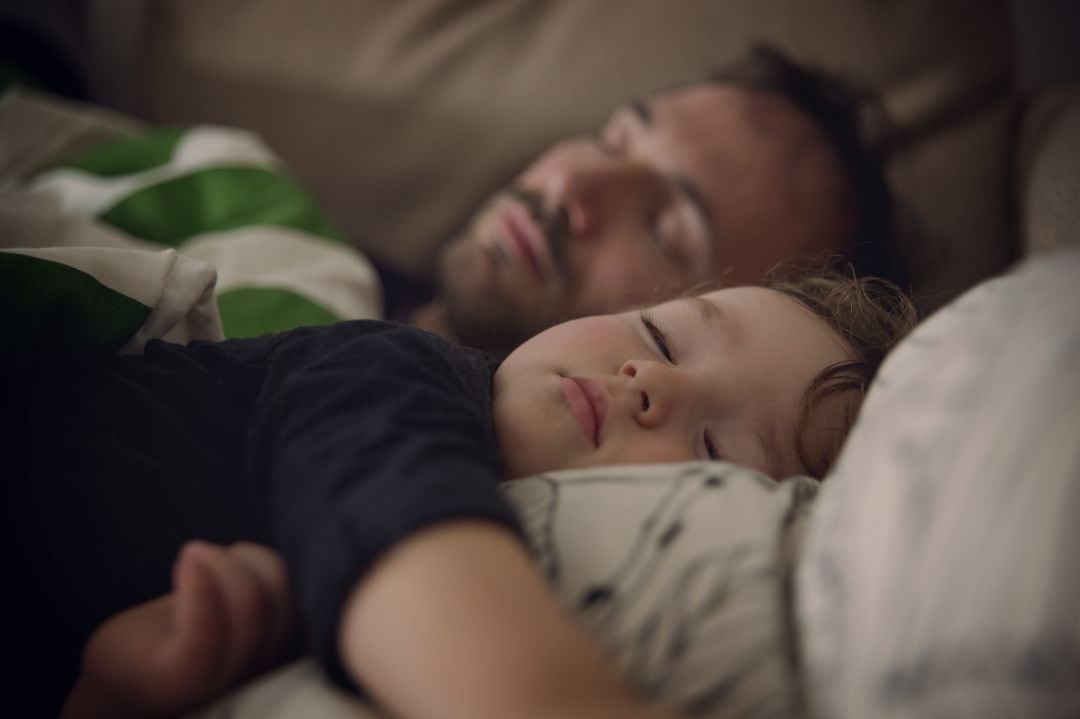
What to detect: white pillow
<box><xmin>505</xmin><ymin>462</ymin><xmax>819</xmax><ymax>718</ymax></box>
<box><xmin>797</xmin><ymin>247</ymin><xmax>1080</xmax><ymax>718</ymax></box>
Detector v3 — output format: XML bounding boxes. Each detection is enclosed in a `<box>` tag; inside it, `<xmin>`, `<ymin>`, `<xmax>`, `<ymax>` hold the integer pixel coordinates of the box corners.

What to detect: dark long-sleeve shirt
<box><xmin>3</xmin><ymin>320</ymin><xmax>521</xmax><ymax>715</ymax></box>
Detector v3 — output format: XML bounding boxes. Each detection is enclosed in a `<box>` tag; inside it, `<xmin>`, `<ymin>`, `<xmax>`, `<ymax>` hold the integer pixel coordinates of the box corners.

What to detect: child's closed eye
<box><xmin>703</xmin><ymin>429</ymin><xmax>720</xmax><ymax>460</ymax></box>
<box><xmin>640</xmin><ymin>312</ymin><xmax>675</xmax><ymax>363</ymax></box>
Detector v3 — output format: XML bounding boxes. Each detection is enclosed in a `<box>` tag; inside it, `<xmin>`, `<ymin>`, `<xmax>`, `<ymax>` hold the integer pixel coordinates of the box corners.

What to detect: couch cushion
<box><xmin>1015</xmin><ymin>85</ymin><xmax>1080</xmax><ymax>256</ymax></box>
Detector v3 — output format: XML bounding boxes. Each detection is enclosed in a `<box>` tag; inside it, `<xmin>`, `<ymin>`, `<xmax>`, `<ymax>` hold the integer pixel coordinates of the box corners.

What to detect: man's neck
<box><xmin>373</xmin><ymin>258</ymin><xmax>437</xmax><ymax>323</ymax></box>
<box><xmin>409</xmin><ymin>300</ymin><xmax>457</xmax><ymax>341</ymax></box>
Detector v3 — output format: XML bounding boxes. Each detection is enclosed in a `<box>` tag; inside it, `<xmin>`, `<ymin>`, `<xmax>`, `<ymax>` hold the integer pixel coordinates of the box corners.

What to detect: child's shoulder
<box><xmin>257</xmin><ymin>320</ymin><xmax>496</xmax><ymax>382</ymax></box>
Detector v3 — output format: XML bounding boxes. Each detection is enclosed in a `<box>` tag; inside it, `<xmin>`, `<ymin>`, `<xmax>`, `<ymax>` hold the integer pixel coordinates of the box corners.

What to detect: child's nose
<box><xmin>619</xmin><ymin>359</ymin><xmax>676</xmax><ymax>429</ymax></box>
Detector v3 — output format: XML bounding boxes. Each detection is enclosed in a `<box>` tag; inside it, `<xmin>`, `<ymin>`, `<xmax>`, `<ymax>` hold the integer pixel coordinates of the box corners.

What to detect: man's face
<box><xmin>438</xmin><ymin>83</ymin><xmax>853</xmax><ymax>353</ymax></box>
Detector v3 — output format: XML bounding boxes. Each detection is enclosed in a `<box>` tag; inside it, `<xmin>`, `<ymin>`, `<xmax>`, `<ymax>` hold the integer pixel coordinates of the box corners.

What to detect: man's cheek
<box><xmin>520</xmin><ymin>143</ymin><xmax>588</xmax><ymax>184</ymax></box>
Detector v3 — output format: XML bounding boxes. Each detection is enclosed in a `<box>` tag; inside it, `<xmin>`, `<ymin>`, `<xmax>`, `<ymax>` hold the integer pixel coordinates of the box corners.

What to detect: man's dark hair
<box><xmin>711</xmin><ymin>44</ymin><xmax>906</xmax><ymax>289</ymax></box>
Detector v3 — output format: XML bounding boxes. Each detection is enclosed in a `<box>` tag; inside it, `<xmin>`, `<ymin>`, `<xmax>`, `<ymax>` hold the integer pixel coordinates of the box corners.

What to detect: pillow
<box><xmin>0</xmin><ymin>243</ymin><xmax>220</xmax><ymax>369</ymax></box>
<box><xmin>797</xmin><ymin>247</ymin><xmax>1080</xmax><ymax>718</ymax></box>
<box><xmin>188</xmin><ymin>462</ymin><xmax>820</xmax><ymax>719</ymax></box>
<box><xmin>1</xmin><ymin>89</ymin><xmax>381</xmax><ymax>355</ymax></box>
<box><xmin>505</xmin><ymin>463</ymin><xmax>818</xmax><ymax>717</ymax></box>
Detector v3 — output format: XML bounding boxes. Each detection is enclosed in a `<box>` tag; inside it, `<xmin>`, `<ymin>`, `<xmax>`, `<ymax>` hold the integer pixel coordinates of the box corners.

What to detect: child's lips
<box><xmin>559</xmin><ymin>376</ymin><xmax>608</xmax><ymax>447</ymax></box>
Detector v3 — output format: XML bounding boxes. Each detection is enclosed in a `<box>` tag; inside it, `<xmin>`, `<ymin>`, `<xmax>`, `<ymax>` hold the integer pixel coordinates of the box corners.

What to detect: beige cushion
<box><xmin>86</xmin><ymin>0</ymin><xmax>1016</xmax><ymax>304</ymax></box>
<box><xmin>1015</xmin><ymin>85</ymin><xmax>1080</xmax><ymax>256</ymax></box>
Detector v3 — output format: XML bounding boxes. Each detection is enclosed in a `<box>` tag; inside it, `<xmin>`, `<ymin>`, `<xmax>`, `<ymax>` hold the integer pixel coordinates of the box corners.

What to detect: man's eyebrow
<box><xmin>674</xmin><ymin>175</ymin><xmax>717</xmax><ymax>242</ymax></box>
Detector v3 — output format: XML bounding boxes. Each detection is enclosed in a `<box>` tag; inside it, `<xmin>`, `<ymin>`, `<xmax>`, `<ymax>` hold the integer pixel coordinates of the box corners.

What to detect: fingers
<box><xmin>224</xmin><ymin>542</ymin><xmax>298</xmax><ymax>669</ymax></box>
<box><xmin>170</xmin><ymin>541</ymin><xmax>227</xmax><ymax>673</ymax></box>
<box><xmin>171</xmin><ymin>541</ymin><xmax>297</xmax><ymax>685</ymax></box>
<box><xmin>66</xmin><ymin>541</ymin><xmax>297</xmax><ymax>719</ymax></box>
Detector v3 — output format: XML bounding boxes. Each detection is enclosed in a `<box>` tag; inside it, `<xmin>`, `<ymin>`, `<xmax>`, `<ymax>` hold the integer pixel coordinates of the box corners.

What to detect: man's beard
<box><xmin>511</xmin><ymin>186</ymin><xmax>571</xmax><ymax>282</ymax></box>
<box><xmin>437</xmin><ymin>186</ymin><xmax>573</xmax><ymax>357</ymax></box>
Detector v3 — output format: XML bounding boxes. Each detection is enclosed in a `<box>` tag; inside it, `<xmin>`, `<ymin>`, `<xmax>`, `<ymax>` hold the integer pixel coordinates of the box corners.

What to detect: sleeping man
<box><xmin>403</xmin><ymin>44</ymin><xmax>902</xmax><ymax>355</ymax></box>
<box><xmin>9</xmin><ymin>271</ymin><xmax>916</xmax><ymax>719</ymax></box>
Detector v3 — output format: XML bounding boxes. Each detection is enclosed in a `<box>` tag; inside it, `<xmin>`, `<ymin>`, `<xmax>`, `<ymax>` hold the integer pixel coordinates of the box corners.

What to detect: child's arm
<box><xmin>65</xmin><ymin>528</ymin><xmax>681</xmax><ymax>719</ymax></box>
<box><xmin>340</xmin><ymin>520</ymin><xmax>679</xmax><ymax>719</ymax></box>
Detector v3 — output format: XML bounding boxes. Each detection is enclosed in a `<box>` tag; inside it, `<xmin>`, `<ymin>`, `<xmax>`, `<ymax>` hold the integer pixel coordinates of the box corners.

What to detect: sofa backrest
<box><xmin>1014</xmin><ymin>86</ymin><xmax>1080</xmax><ymax>257</ymax></box>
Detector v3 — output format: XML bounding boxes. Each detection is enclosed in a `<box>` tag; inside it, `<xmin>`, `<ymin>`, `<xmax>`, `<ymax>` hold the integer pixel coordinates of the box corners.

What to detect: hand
<box><xmin>60</xmin><ymin>541</ymin><xmax>298</xmax><ymax>719</ymax></box>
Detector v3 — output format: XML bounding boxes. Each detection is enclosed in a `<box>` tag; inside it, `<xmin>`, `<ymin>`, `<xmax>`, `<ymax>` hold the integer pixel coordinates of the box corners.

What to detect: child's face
<box><xmin>493</xmin><ymin>286</ymin><xmax>855</xmax><ymax>479</ymax></box>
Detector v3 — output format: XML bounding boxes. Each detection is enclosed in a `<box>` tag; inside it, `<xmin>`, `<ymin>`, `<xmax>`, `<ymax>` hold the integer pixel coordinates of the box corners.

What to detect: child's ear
<box><xmin>794</xmin><ymin>373</ymin><xmax>864</xmax><ymax>479</ymax></box>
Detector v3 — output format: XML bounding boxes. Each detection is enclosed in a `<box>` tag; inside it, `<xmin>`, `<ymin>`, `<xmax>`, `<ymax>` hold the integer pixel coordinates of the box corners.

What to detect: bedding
<box><xmin>189</xmin><ymin>463</ymin><xmax>820</xmax><ymax>719</ymax></box>
<box><xmin>1</xmin><ymin>89</ymin><xmax>381</xmax><ymax>352</ymax></box>
<box><xmin>1</xmin><ymin>242</ymin><xmax>220</xmax><ymax>366</ymax></box>
<box><xmin>798</xmin><ymin>246</ymin><xmax>1080</xmax><ymax>718</ymax></box>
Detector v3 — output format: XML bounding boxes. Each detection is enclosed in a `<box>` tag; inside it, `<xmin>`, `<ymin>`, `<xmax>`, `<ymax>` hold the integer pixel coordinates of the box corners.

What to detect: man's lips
<box><xmin>559</xmin><ymin>376</ymin><xmax>608</xmax><ymax>447</ymax></box>
<box><xmin>501</xmin><ymin>208</ymin><xmax>547</xmax><ymax>280</ymax></box>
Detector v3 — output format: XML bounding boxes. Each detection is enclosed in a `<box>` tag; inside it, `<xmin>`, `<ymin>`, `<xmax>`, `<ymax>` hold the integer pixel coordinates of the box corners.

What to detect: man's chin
<box><xmin>442</xmin><ymin>282</ymin><xmax>568</xmax><ymax>356</ymax></box>
<box><xmin>437</xmin><ymin>229</ymin><xmax>569</xmax><ymax>354</ymax></box>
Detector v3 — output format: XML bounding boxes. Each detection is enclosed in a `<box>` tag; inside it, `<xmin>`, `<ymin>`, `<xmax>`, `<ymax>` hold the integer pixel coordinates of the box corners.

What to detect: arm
<box><xmin>341</xmin><ymin>521</ymin><xmax>678</xmax><ymax>719</ymax></box>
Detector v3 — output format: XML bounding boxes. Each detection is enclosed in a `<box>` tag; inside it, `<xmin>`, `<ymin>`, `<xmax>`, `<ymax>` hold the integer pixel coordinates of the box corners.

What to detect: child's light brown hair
<box><xmin>768</xmin><ymin>263</ymin><xmax>918</xmax><ymax>477</ymax></box>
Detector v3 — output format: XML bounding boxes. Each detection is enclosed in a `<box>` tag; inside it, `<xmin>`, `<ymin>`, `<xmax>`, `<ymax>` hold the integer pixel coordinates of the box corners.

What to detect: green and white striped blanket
<box><xmin>1</xmin><ymin>89</ymin><xmax>381</xmax><ymax>366</ymax></box>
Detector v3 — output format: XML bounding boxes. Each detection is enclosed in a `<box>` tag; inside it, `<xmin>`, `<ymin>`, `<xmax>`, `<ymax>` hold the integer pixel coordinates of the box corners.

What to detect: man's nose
<box><xmin>619</xmin><ymin>359</ymin><xmax>681</xmax><ymax>429</ymax></box>
<box><xmin>544</xmin><ymin>158</ymin><xmax>665</xmax><ymax>239</ymax></box>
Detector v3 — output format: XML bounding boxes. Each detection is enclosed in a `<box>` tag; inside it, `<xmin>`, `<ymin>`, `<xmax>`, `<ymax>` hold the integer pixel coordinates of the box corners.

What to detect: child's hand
<box><xmin>60</xmin><ymin>541</ymin><xmax>298</xmax><ymax>719</ymax></box>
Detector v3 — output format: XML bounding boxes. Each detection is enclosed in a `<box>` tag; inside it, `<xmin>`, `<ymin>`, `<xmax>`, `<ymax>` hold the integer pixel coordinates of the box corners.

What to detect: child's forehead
<box><xmin>655</xmin><ymin>286</ymin><xmax>778</xmax><ymax>318</ymax></box>
<box><xmin>665</xmin><ymin>286</ymin><xmax>852</xmax><ymax>355</ymax></box>
<box><xmin>696</xmin><ymin>285</ymin><xmax>770</xmax><ymax>303</ymax></box>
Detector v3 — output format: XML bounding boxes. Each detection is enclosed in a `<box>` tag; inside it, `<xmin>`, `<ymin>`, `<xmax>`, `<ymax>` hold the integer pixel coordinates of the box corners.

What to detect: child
<box><xmin>4</xmin><ymin>273</ymin><xmax>914</xmax><ymax>719</ymax></box>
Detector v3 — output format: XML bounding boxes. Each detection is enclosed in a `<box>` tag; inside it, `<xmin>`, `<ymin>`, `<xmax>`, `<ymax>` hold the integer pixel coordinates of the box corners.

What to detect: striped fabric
<box><xmin>3</xmin><ymin>90</ymin><xmax>381</xmax><ymax>361</ymax></box>
<box><xmin>27</xmin><ymin>123</ymin><xmax>381</xmax><ymax>337</ymax></box>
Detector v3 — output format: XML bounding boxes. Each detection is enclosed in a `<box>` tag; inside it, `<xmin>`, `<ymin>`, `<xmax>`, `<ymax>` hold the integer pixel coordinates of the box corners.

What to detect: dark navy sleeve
<box><xmin>245</xmin><ymin>321</ymin><xmax>522</xmax><ymax>688</ymax></box>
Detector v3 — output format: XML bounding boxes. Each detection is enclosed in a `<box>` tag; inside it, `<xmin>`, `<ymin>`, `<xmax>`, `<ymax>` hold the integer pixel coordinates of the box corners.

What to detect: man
<box><xmin>408</xmin><ymin>45</ymin><xmax>900</xmax><ymax>355</ymax></box>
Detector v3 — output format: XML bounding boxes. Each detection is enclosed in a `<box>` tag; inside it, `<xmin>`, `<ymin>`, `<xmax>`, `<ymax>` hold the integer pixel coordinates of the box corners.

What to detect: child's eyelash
<box><xmin>640</xmin><ymin>312</ymin><xmax>675</xmax><ymax>362</ymax></box>
<box><xmin>704</xmin><ymin>429</ymin><xmax>720</xmax><ymax>460</ymax></box>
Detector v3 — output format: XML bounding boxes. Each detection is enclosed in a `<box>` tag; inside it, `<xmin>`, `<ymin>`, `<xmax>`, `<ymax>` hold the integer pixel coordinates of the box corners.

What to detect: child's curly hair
<box><xmin>768</xmin><ymin>262</ymin><xmax>918</xmax><ymax>477</ymax></box>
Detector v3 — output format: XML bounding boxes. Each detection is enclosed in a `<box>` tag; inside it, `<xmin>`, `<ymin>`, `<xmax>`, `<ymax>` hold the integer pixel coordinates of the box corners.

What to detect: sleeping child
<box><xmin>3</xmin><ymin>272</ymin><xmax>915</xmax><ymax>719</ymax></box>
